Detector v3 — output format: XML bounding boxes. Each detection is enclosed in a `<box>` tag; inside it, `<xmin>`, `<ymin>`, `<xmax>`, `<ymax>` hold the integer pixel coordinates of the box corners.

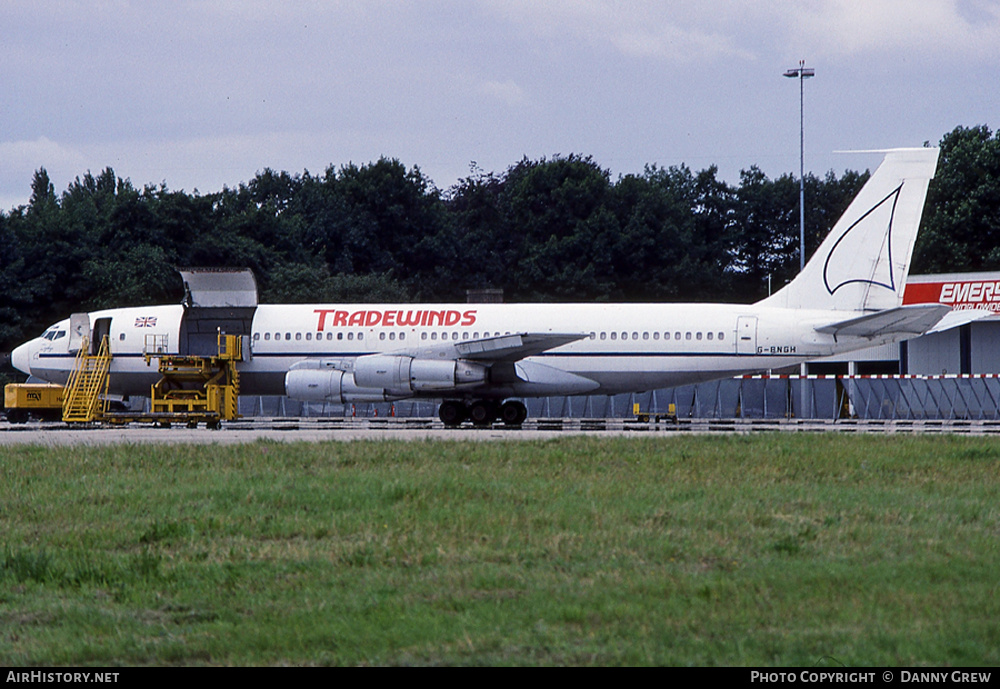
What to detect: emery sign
<box><xmin>903</xmin><ymin>274</ymin><xmax>1000</xmax><ymax>313</ymax></box>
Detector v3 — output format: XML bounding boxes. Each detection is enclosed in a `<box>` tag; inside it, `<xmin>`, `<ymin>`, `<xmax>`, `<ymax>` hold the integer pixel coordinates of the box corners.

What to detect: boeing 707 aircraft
<box><xmin>12</xmin><ymin>148</ymin><xmax>959</xmax><ymax>426</ymax></box>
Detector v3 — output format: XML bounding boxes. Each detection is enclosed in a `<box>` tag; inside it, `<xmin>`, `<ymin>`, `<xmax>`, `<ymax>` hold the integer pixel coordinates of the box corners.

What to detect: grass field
<box><xmin>1</xmin><ymin>434</ymin><xmax>998</xmax><ymax>666</ymax></box>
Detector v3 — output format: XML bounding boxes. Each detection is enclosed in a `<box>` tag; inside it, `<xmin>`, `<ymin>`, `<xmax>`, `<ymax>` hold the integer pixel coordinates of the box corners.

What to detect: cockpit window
<box><xmin>40</xmin><ymin>328</ymin><xmax>67</xmax><ymax>341</ymax></box>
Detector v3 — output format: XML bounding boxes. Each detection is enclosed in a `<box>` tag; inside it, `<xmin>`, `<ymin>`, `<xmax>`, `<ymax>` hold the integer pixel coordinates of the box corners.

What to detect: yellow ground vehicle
<box><xmin>4</xmin><ymin>383</ymin><xmax>65</xmax><ymax>423</ymax></box>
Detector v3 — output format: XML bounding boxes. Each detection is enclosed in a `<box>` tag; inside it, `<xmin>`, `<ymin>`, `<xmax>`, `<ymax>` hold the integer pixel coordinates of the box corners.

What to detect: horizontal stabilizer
<box><xmin>815</xmin><ymin>304</ymin><xmax>951</xmax><ymax>339</ymax></box>
<box><xmin>924</xmin><ymin>308</ymin><xmax>993</xmax><ymax>334</ymax></box>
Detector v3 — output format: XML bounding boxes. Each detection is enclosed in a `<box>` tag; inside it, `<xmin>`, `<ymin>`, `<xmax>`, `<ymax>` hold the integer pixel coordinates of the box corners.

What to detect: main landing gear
<box><xmin>438</xmin><ymin>399</ymin><xmax>528</xmax><ymax>428</ymax></box>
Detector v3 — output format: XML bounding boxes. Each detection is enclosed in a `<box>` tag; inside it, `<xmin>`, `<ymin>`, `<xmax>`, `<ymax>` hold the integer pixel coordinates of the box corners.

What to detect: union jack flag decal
<box><xmin>134</xmin><ymin>317</ymin><xmax>157</xmax><ymax>328</ymax></box>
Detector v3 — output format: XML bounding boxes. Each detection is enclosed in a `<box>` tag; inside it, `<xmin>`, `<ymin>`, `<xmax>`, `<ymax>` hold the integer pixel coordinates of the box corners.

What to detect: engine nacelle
<box><xmin>285</xmin><ymin>355</ymin><xmax>488</xmax><ymax>402</ymax></box>
<box><xmin>352</xmin><ymin>355</ymin><xmax>487</xmax><ymax>392</ymax></box>
<box><xmin>285</xmin><ymin>368</ymin><xmax>404</xmax><ymax>403</ymax></box>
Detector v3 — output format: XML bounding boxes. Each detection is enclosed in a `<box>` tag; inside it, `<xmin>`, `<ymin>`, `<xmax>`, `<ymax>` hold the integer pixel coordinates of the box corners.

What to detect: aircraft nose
<box><xmin>11</xmin><ymin>340</ymin><xmax>33</xmax><ymax>376</ymax></box>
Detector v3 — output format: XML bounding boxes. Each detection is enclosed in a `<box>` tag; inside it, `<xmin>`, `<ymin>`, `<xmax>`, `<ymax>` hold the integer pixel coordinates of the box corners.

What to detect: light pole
<box><xmin>784</xmin><ymin>60</ymin><xmax>814</xmax><ymax>272</ymax></box>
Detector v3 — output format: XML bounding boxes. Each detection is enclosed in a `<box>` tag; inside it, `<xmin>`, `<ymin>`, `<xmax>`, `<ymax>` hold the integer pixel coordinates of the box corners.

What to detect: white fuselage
<box><xmin>11</xmin><ymin>149</ymin><xmax>942</xmax><ymax>409</ymax></box>
<box><xmin>14</xmin><ymin>301</ymin><xmax>885</xmax><ymax>399</ymax></box>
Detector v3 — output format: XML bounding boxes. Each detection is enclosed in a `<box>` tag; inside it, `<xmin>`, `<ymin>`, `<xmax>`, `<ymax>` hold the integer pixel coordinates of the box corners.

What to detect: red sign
<box><xmin>904</xmin><ymin>280</ymin><xmax>1000</xmax><ymax>312</ymax></box>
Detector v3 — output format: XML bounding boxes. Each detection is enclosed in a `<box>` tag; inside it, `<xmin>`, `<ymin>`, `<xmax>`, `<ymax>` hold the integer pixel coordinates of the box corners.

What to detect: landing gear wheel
<box><xmin>469</xmin><ymin>400</ymin><xmax>497</xmax><ymax>427</ymax></box>
<box><xmin>438</xmin><ymin>400</ymin><xmax>467</xmax><ymax>427</ymax></box>
<box><xmin>500</xmin><ymin>400</ymin><xmax>528</xmax><ymax>426</ymax></box>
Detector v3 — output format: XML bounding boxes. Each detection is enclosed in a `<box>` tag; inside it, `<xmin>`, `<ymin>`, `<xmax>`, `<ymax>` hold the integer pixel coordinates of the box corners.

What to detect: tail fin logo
<box><xmin>823</xmin><ymin>183</ymin><xmax>903</xmax><ymax>296</ymax></box>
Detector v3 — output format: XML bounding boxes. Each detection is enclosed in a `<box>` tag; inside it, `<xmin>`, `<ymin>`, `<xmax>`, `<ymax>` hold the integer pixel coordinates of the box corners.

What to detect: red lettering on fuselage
<box><xmin>398</xmin><ymin>310</ymin><xmax>422</xmax><ymax>326</ymax></box>
<box><xmin>313</xmin><ymin>308</ymin><xmax>478</xmax><ymax>331</ymax></box>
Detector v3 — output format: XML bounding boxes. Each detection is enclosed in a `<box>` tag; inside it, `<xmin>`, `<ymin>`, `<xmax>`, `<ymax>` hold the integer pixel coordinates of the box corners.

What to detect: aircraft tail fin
<box><xmin>758</xmin><ymin>147</ymin><xmax>940</xmax><ymax>312</ymax></box>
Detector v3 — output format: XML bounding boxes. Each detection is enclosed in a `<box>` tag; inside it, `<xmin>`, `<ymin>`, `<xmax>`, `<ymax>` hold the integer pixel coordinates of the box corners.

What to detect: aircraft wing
<box><xmin>404</xmin><ymin>332</ymin><xmax>589</xmax><ymax>362</ymax></box>
<box><xmin>814</xmin><ymin>304</ymin><xmax>951</xmax><ymax>339</ymax></box>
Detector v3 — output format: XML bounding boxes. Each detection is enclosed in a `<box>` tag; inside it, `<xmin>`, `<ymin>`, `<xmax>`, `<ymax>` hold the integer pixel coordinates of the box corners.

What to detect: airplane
<box><xmin>10</xmin><ymin>147</ymin><xmax>968</xmax><ymax>426</ymax></box>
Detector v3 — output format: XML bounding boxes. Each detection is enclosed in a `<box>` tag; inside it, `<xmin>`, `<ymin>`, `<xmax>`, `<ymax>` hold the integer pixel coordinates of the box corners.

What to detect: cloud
<box><xmin>482</xmin><ymin>0</ymin><xmax>1000</xmax><ymax>64</ymax></box>
<box><xmin>483</xmin><ymin>0</ymin><xmax>756</xmax><ymax>63</ymax></box>
<box><xmin>772</xmin><ymin>0</ymin><xmax>1000</xmax><ymax>61</ymax></box>
<box><xmin>477</xmin><ymin>79</ymin><xmax>527</xmax><ymax>107</ymax></box>
<box><xmin>0</xmin><ymin>137</ymin><xmax>89</xmax><ymax>210</ymax></box>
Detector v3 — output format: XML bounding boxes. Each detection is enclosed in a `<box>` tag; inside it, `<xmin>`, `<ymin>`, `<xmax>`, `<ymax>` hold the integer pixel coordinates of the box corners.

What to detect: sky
<box><xmin>2</xmin><ymin>0</ymin><xmax>998</xmax><ymax>212</ymax></box>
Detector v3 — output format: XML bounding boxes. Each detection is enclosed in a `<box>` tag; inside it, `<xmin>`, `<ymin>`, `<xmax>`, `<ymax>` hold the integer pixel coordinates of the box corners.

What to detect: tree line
<box><xmin>1</xmin><ymin>125</ymin><xmax>998</xmax><ymax>352</ymax></box>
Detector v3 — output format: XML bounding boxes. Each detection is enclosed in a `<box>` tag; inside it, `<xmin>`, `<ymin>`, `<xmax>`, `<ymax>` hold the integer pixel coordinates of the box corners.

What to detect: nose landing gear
<box><xmin>438</xmin><ymin>399</ymin><xmax>527</xmax><ymax>428</ymax></box>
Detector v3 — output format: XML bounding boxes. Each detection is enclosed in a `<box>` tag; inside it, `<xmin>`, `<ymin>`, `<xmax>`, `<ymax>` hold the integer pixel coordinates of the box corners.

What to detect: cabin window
<box><xmin>254</xmin><ymin>333</ymin><xmax>260</xmax><ymax>341</ymax></box>
<box><xmin>718</xmin><ymin>332</ymin><xmax>725</xmax><ymax>340</ymax></box>
<box><xmin>610</xmin><ymin>332</ymin><xmax>617</xmax><ymax>340</ymax></box>
<box><xmin>600</xmin><ymin>332</ymin><xmax>606</xmax><ymax>340</ymax></box>
<box><xmin>431</xmin><ymin>332</ymin><xmax>438</xmax><ymax>340</ymax></box>
<box><xmin>285</xmin><ymin>333</ymin><xmax>291</xmax><ymax>341</ymax></box>
<box><xmin>306</xmin><ymin>332</ymin><xmax>312</xmax><ymax>341</ymax></box>
<box><xmin>327</xmin><ymin>332</ymin><xmax>333</xmax><ymax>341</ymax></box>
<box><xmin>653</xmin><ymin>332</ymin><xmax>659</xmax><ymax>340</ymax></box>
<box><xmin>421</xmin><ymin>332</ymin><xmax>428</xmax><ymax>340</ymax></box>
<box><xmin>462</xmin><ymin>332</ymin><xmax>469</xmax><ymax>340</ymax></box>
<box><xmin>347</xmin><ymin>332</ymin><xmax>354</xmax><ymax>341</ymax></box>
<box><xmin>707</xmin><ymin>332</ymin><xmax>713</xmax><ymax>340</ymax></box>
<box><xmin>664</xmin><ymin>332</ymin><xmax>670</xmax><ymax>340</ymax></box>
<box><xmin>399</xmin><ymin>333</ymin><xmax>405</xmax><ymax>340</ymax></box>
<box><xmin>696</xmin><ymin>332</ymin><xmax>702</xmax><ymax>340</ymax></box>
<box><xmin>632</xmin><ymin>332</ymin><xmax>638</xmax><ymax>340</ymax></box>
<box><xmin>589</xmin><ymin>332</ymin><xmax>596</xmax><ymax>339</ymax></box>
<box><xmin>119</xmin><ymin>333</ymin><xmax>126</xmax><ymax>341</ymax></box>
<box><xmin>452</xmin><ymin>332</ymin><xmax>458</xmax><ymax>340</ymax></box>
<box><xmin>264</xmin><ymin>333</ymin><xmax>270</xmax><ymax>341</ymax></box>
<box><xmin>389</xmin><ymin>333</ymin><xmax>396</xmax><ymax>341</ymax></box>
<box><xmin>358</xmin><ymin>333</ymin><xmax>363</xmax><ymax>340</ymax></box>
<box><xmin>379</xmin><ymin>332</ymin><xmax>386</xmax><ymax>341</ymax></box>
<box><xmin>685</xmin><ymin>332</ymin><xmax>692</xmax><ymax>340</ymax></box>
<box><xmin>337</xmin><ymin>333</ymin><xmax>344</xmax><ymax>340</ymax></box>
<box><xmin>643</xmin><ymin>332</ymin><xmax>649</xmax><ymax>340</ymax></box>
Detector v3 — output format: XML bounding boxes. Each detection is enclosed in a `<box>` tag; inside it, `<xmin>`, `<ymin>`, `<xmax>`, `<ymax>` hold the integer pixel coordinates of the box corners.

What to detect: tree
<box><xmin>729</xmin><ymin>167</ymin><xmax>799</xmax><ymax>298</ymax></box>
<box><xmin>500</xmin><ymin>155</ymin><xmax>614</xmax><ymax>300</ymax></box>
<box><xmin>913</xmin><ymin>126</ymin><xmax>1000</xmax><ymax>274</ymax></box>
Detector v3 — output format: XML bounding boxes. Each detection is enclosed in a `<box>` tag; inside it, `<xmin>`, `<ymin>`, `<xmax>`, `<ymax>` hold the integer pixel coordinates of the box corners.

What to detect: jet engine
<box><xmin>284</xmin><ymin>355</ymin><xmax>488</xmax><ymax>403</ymax></box>
<box><xmin>352</xmin><ymin>355</ymin><xmax>487</xmax><ymax>391</ymax></box>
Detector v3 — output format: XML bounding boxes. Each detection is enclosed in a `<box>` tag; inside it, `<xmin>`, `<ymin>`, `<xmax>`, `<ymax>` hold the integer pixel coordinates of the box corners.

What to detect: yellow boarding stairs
<box><xmin>62</xmin><ymin>336</ymin><xmax>112</xmax><ymax>422</ymax></box>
